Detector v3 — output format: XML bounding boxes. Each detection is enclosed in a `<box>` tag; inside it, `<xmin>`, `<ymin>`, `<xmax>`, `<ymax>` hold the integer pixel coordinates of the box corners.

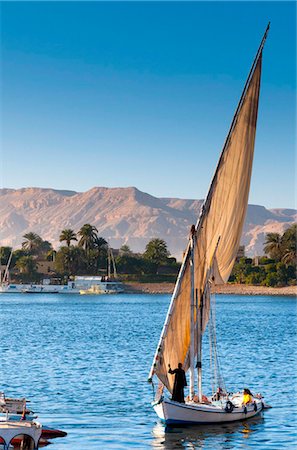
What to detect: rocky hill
<box><xmin>0</xmin><ymin>187</ymin><xmax>296</xmax><ymax>259</ymax></box>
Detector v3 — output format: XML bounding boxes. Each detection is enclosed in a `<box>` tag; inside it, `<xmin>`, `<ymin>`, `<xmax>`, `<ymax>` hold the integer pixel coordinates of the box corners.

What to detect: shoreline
<box><xmin>124</xmin><ymin>282</ymin><xmax>297</xmax><ymax>296</ymax></box>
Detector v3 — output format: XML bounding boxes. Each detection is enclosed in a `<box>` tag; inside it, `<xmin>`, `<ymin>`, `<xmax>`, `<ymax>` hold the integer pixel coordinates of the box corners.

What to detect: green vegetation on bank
<box><xmin>0</xmin><ymin>224</ymin><xmax>295</xmax><ymax>287</ymax></box>
<box><xmin>229</xmin><ymin>225</ymin><xmax>296</xmax><ymax>287</ymax></box>
<box><xmin>0</xmin><ymin>227</ymin><xmax>179</xmax><ymax>283</ymax></box>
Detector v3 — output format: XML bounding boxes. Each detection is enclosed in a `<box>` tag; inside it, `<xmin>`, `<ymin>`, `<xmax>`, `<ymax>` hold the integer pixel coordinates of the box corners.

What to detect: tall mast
<box><xmin>111</xmin><ymin>249</ymin><xmax>117</xmax><ymax>278</ymax></box>
<box><xmin>196</xmin><ymin>288</ymin><xmax>203</xmax><ymax>402</ymax></box>
<box><xmin>189</xmin><ymin>225</ymin><xmax>196</xmax><ymax>400</ymax></box>
<box><xmin>107</xmin><ymin>247</ymin><xmax>111</xmax><ymax>278</ymax></box>
<box><xmin>2</xmin><ymin>250</ymin><xmax>13</xmax><ymax>284</ymax></box>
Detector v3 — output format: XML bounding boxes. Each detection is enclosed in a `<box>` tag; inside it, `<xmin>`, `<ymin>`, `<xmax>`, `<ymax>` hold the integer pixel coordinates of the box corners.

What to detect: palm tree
<box><xmin>281</xmin><ymin>224</ymin><xmax>296</xmax><ymax>265</ymax></box>
<box><xmin>55</xmin><ymin>245</ymin><xmax>86</xmax><ymax>276</ymax></box>
<box><xmin>94</xmin><ymin>236</ymin><xmax>108</xmax><ymax>273</ymax></box>
<box><xmin>263</xmin><ymin>233</ymin><xmax>283</xmax><ymax>261</ymax></box>
<box><xmin>78</xmin><ymin>224</ymin><xmax>98</xmax><ymax>253</ymax></box>
<box><xmin>282</xmin><ymin>244</ymin><xmax>296</xmax><ymax>265</ymax></box>
<box><xmin>144</xmin><ymin>238</ymin><xmax>170</xmax><ymax>265</ymax></box>
<box><xmin>22</xmin><ymin>232</ymin><xmax>43</xmax><ymax>253</ymax></box>
<box><xmin>22</xmin><ymin>233</ymin><xmax>53</xmax><ymax>260</ymax></box>
<box><xmin>68</xmin><ymin>246</ymin><xmax>87</xmax><ymax>275</ymax></box>
<box><xmin>0</xmin><ymin>246</ymin><xmax>12</xmax><ymax>265</ymax></box>
<box><xmin>94</xmin><ymin>236</ymin><xmax>108</xmax><ymax>250</ymax></box>
<box><xmin>46</xmin><ymin>249</ymin><xmax>57</xmax><ymax>262</ymax></box>
<box><xmin>119</xmin><ymin>244</ymin><xmax>132</xmax><ymax>256</ymax></box>
<box><xmin>38</xmin><ymin>240</ymin><xmax>53</xmax><ymax>259</ymax></box>
<box><xmin>59</xmin><ymin>229</ymin><xmax>77</xmax><ymax>247</ymax></box>
<box><xmin>16</xmin><ymin>255</ymin><xmax>37</xmax><ymax>275</ymax></box>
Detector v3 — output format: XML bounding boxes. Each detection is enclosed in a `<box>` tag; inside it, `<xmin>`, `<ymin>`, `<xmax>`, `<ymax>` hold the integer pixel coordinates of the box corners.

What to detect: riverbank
<box><xmin>124</xmin><ymin>282</ymin><xmax>297</xmax><ymax>296</ymax></box>
<box><xmin>213</xmin><ymin>284</ymin><xmax>296</xmax><ymax>296</ymax></box>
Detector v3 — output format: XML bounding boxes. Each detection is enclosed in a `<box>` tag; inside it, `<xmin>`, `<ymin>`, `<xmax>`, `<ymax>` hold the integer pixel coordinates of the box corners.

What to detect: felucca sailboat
<box><xmin>148</xmin><ymin>24</ymin><xmax>270</xmax><ymax>425</ymax></box>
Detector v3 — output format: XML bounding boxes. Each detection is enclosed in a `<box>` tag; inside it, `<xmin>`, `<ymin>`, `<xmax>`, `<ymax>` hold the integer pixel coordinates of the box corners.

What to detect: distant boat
<box><xmin>78</xmin><ymin>248</ymin><xmax>124</xmax><ymax>294</ymax></box>
<box><xmin>0</xmin><ymin>283</ymin><xmax>78</xmax><ymax>294</ymax></box>
<box><xmin>0</xmin><ymin>245</ymin><xmax>124</xmax><ymax>295</ymax></box>
<box><xmin>0</xmin><ymin>277</ymin><xmax>124</xmax><ymax>295</ymax></box>
<box><xmin>79</xmin><ymin>281</ymin><xmax>124</xmax><ymax>295</ymax></box>
<box><xmin>148</xmin><ymin>24</ymin><xmax>270</xmax><ymax>425</ymax></box>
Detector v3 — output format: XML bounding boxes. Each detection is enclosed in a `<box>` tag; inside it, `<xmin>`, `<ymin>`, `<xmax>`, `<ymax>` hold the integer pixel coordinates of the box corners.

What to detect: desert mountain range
<box><xmin>0</xmin><ymin>187</ymin><xmax>296</xmax><ymax>259</ymax></box>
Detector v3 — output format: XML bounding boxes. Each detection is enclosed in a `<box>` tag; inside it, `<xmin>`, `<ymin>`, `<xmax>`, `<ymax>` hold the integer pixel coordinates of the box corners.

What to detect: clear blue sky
<box><xmin>1</xmin><ymin>1</ymin><xmax>296</xmax><ymax>208</ymax></box>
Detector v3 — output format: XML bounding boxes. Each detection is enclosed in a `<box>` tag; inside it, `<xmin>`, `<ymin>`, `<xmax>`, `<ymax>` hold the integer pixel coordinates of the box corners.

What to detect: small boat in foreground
<box><xmin>0</xmin><ymin>393</ymin><xmax>67</xmax><ymax>446</ymax></box>
<box><xmin>148</xmin><ymin>24</ymin><xmax>270</xmax><ymax>425</ymax></box>
<box><xmin>0</xmin><ymin>420</ymin><xmax>42</xmax><ymax>449</ymax></box>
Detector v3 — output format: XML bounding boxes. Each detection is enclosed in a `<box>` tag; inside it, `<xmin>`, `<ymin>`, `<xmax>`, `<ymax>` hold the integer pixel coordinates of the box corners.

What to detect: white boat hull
<box><xmin>0</xmin><ymin>284</ymin><xmax>80</xmax><ymax>294</ymax></box>
<box><xmin>0</xmin><ymin>279</ymin><xmax>123</xmax><ymax>295</ymax></box>
<box><xmin>153</xmin><ymin>397</ymin><xmax>263</xmax><ymax>425</ymax></box>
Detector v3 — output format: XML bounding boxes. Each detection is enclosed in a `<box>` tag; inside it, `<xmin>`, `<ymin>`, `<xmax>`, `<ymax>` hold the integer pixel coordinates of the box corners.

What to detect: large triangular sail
<box><xmin>149</xmin><ymin>25</ymin><xmax>269</xmax><ymax>393</ymax></box>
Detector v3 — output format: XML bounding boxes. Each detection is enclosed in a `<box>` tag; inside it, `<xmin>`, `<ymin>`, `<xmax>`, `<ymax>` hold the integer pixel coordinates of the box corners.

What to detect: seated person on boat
<box><xmin>185</xmin><ymin>393</ymin><xmax>211</xmax><ymax>404</ymax></box>
<box><xmin>212</xmin><ymin>387</ymin><xmax>225</xmax><ymax>401</ymax></box>
<box><xmin>242</xmin><ymin>388</ymin><xmax>253</xmax><ymax>405</ymax></box>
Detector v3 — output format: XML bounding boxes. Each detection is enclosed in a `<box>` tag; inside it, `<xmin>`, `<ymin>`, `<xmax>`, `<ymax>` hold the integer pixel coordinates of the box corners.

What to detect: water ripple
<box><xmin>0</xmin><ymin>294</ymin><xmax>296</xmax><ymax>448</ymax></box>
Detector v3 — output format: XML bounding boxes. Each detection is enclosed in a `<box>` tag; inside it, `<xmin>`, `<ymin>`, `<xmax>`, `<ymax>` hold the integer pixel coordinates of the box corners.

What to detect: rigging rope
<box><xmin>209</xmin><ymin>293</ymin><xmax>226</xmax><ymax>394</ymax></box>
<box><xmin>208</xmin><ymin>315</ymin><xmax>214</xmax><ymax>395</ymax></box>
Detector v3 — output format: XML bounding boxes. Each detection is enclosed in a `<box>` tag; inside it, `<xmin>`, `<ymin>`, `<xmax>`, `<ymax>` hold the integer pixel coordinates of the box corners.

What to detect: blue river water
<box><xmin>0</xmin><ymin>293</ymin><xmax>296</xmax><ymax>449</ymax></box>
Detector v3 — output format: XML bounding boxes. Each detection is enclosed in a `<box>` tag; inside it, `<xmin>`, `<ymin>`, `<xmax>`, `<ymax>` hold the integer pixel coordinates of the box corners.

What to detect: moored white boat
<box><xmin>0</xmin><ymin>244</ymin><xmax>123</xmax><ymax>295</ymax></box>
<box><xmin>80</xmin><ymin>282</ymin><xmax>124</xmax><ymax>295</ymax></box>
<box><xmin>76</xmin><ymin>276</ymin><xmax>124</xmax><ymax>295</ymax></box>
<box><xmin>0</xmin><ymin>276</ymin><xmax>124</xmax><ymax>295</ymax></box>
<box><xmin>0</xmin><ymin>282</ymin><xmax>79</xmax><ymax>294</ymax></box>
